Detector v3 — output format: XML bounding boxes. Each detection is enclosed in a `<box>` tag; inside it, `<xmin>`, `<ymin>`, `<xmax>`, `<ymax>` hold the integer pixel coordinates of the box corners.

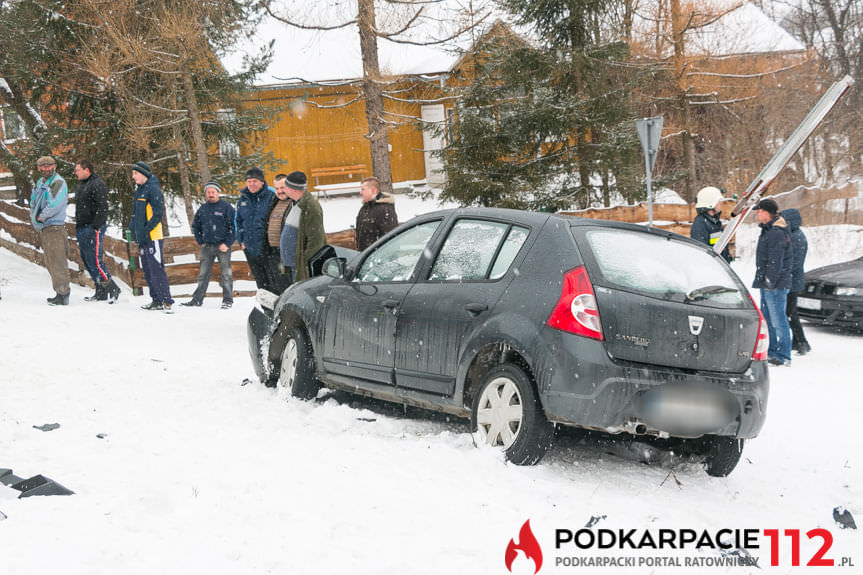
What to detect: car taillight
<box><xmin>547</xmin><ymin>266</ymin><xmax>603</xmax><ymax>340</ymax></box>
<box><xmin>748</xmin><ymin>292</ymin><xmax>769</xmax><ymax>361</ymax></box>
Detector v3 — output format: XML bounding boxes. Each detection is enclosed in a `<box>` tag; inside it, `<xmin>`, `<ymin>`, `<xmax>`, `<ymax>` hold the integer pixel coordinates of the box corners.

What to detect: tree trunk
<box><xmin>171</xmin><ymin>89</ymin><xmax>196</xmax><ymax>227</ymax></box>
<box><xmin>670</xmin><ymin>0</ymin><xmax>696</xmax><ymax>203</ymax></box>
<box><xmin>181</xmin><ymin>67</ymin><xmax>211</xmax><ymax>185</ymax></box>
<box><xmin>357</xmin><ymin>0</ymin><xmax>393</xmax><ymax>195</ymax></box>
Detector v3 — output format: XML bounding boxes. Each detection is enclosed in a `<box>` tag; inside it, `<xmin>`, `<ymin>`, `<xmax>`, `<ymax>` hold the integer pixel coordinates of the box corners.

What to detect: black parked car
<box><xmin>797</xmin><ymin>256</ymin><xmax>863</xmax><ymax>330</ymax></box>
<box><xmin>248</xmin><ymin>208</ymin><xmax>770</xmax><ymax>476</ymax></box>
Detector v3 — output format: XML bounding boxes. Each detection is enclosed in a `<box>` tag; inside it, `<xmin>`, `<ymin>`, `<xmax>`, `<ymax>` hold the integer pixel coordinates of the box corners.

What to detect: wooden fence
<box><xmin>2</xmin><ymin>178</ymin><xmax>859</xmax><ymax>295</ymax></box>
<box><xmin>559</xmin><ymin>178</ymin><xmax>862</xmax><ymax>230</ymax></box>
<box><xmin>0</xmin><ymin>200</ymin><xmax>356</xmax><ymax>297</ymax></box>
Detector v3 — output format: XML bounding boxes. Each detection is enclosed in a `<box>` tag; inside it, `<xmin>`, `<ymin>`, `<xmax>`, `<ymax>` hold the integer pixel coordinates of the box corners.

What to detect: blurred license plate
<box><xmin>797</xmin><ymin>297</ymin><xmax>821</xmax><ymax>310</ymax></box>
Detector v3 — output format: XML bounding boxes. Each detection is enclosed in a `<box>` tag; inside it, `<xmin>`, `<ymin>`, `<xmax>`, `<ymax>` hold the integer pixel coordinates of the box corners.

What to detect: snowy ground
<box><xmin>1</xmin><ymin>215</ymin><xmax>861</xmax><ymax>574</ymax></box>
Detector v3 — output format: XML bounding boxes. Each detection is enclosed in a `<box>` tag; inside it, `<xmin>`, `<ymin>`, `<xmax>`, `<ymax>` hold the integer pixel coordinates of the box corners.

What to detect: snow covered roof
<box><xmin>223</xmin><ymin>0</ymin><xmax>494</xmax><ymax>85</ymax></box>
<box><xmin>685</xmin><ymin>2</ymin><xmax>805</xmax><ymax>55</ymax></box>
<box><xmin>225</xmin><ymin>1</ymin><xmax>805</xmax><ymax>87</ymax></box>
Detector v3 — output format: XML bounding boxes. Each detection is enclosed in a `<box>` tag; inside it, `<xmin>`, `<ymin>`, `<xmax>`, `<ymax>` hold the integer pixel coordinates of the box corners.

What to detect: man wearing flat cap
<box><xmin>752</xmin><ymin>197</ymin><xmax>793</xmax><ymax>367</ymax></box>
<box><xmin>235</xmin><ymin>166</ymin><xmax>275</xmax><ymax>290</ymax></box>
<box><xmin>30</xmin><ymin>156</ymin><xmax>71</xmax><ymax>305</ymax></box>
<box><xmin>274</xmin><ymin>171</ymin><xmax>325</xmax><ymax>287</ymax></box>
<box><xmin>130</xmin><ymin>161</ymin><xmax>174</xmax><ymax>311</ymax></box>
<box><xmin>182</xmin><ymin>180</ymin><xmax>236</xmax><ymax>309</ymax></box>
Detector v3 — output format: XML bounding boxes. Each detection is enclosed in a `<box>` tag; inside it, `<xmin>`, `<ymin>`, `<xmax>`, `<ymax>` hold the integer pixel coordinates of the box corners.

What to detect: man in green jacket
<box><xmin>276</xmin><ymin>171</ymin><xmax>325</xmax><ymax>286</ymax></box>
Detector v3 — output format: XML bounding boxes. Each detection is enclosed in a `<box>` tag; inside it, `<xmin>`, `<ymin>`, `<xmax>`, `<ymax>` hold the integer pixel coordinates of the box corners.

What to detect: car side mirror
<box><xmin>323</xmin><ymin>257</ymin><xmax>347</xmax><ymax>279</ymax></box>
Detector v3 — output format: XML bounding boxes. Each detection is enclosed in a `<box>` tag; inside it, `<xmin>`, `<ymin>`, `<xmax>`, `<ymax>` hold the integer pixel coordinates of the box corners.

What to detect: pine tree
<box><xmin>442</xmin><ymin>3</ymin><xmax>644</xmax><ymax>211</ymax></box>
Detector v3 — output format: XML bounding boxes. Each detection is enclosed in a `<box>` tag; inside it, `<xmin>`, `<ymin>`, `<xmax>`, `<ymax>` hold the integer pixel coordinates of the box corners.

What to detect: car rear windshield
<box><xmin>578</xmin><ymin>227</ymin><xmax>746</xmax><ymax>306</ymax></box>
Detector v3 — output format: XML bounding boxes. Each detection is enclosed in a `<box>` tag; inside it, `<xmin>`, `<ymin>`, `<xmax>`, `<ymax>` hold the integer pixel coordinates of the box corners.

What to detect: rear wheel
<box><xmin>471</xmin><ymin>364</ymin><xmax>554</xmax><ymax>465</ymax></box>
<box><xmin>702</xmin><ymin>436</ymin><xmax>745</xmax><ymax>477</ymax></box>
<box><xmin>278</xmin><ymin>326</ymin><xmax>319</xmax><ymax>399</ymax></box>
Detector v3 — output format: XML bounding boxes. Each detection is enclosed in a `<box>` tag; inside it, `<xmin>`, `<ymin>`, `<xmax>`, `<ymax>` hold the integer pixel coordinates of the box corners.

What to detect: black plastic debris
<box><xmin>833</xmin><ymin>507</ymin><xmax>857</xmax><ymax>530</ymax></box>
<box><xmin>584</xmin><ymin>515</ymin><xmax>607</xmax><ymax>528</ymax></box>
<box><xmin>33</xmin><ymin>423</ymin><xmax>61</xmax><ymax>432</ymax></box>
<box><xmin>0</xmin><ymin>468</ymin><xmax>74</xmax><ymax>498</ymax></box>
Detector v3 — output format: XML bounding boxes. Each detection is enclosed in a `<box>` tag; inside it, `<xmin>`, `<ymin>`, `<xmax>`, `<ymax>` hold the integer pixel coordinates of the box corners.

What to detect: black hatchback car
<box><xmin>248</xmin><ymin>208</ymin><xmax>770</xmax><ymax>476</ymax></box>
<box><xmin>797</xmin><ymin>256</ymin><xmax>863</xmax><ymax>330</ymax></box>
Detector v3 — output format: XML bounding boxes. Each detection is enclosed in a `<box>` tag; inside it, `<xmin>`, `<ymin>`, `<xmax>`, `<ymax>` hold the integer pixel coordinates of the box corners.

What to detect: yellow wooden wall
<box><xmin>242</xmin><ymin>81</ymin><xmax>440</xmax><ymax>185</ymax></box>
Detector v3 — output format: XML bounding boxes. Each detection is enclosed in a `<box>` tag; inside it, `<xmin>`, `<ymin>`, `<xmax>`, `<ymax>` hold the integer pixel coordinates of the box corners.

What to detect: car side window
<box><xmin>354</xmin><ymin>221</ymin><xmax>440</xmax><ymax>283</ymax></box>
<box><xmin>489</xmin><ymin>226</ymin><xmax>529</xmax><ymax>279</ymax></box>
<box><xmin>429</xmin><ymin>220</ymin><xmax>527</xmax><ymax>281</ymax></box>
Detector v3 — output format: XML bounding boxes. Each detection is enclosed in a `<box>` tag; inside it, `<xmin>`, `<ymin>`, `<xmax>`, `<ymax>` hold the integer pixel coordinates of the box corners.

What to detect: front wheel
<box><xmin>471</xmin><ymin>364</ymin><xmax>554</xmax><ymax>465</ymax></box>
<box><xmin>702</xmin><ymin>436</ymin><xmax>745</xmax><ymax>477</ymax></box>
<box><xmin>278</xmin><ymin>326</ymin><xmax>319</xmax><ymax>400</ymax></box>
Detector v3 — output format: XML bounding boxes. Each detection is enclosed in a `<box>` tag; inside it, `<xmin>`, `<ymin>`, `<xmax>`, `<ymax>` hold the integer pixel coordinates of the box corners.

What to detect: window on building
<box><xmin>217</xmin><ymin>109</ymin><xmax>239</xmax><ymax>160</ymax></box>
<box><xmin>1</xmin><ymin>108</ymin><xmax>27</xmax><ymax>142</ymax></box>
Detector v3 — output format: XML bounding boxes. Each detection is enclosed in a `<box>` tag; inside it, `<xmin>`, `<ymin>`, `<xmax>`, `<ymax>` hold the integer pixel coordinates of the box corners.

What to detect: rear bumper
<box><xmin>535</xmin><ymin>330</ymin><xmax>769</xmax><ymax>440</ymax></box>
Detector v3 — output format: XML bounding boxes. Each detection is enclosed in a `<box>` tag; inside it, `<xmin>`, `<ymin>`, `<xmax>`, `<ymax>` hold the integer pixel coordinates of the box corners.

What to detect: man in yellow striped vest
<box><xmin>130</xmin><ymin>161</ymin><xmax>174</xmax><ymax>311</ymax></box>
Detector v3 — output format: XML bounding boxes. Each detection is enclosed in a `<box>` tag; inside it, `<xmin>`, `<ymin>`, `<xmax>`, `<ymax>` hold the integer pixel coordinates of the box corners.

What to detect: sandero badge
<box><xmin>506</xmin><ymin>520</ymin><xmax>543</xmax><ymax>573</ymax></box>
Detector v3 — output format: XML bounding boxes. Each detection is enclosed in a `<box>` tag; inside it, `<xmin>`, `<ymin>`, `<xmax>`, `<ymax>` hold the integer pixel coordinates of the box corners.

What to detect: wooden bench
<box><xmin>309</xmin><ymin>164</ymin><xmax>368</xmax><ymax>198</ymax></box>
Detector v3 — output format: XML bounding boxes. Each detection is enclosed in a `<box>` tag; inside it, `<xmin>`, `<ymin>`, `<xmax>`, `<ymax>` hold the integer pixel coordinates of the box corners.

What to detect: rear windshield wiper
<box><xmin>686</xmin><ymin>285</ymin><xmax>738</xmax><ymax>302</ymax></box>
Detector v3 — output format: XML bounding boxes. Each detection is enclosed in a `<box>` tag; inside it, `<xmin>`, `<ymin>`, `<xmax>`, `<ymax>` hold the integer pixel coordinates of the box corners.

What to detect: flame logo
<box><xmin>505</xmin><ymin>520</ymin><xmax>543</xmax><ymax>573</ymax></box>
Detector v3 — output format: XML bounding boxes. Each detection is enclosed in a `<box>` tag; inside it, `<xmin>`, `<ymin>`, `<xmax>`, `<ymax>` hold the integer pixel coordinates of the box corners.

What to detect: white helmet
<box><xmin>695</xmin><ymin>186</ymin><xmax>726</xmax><ymax>209</ymax></box>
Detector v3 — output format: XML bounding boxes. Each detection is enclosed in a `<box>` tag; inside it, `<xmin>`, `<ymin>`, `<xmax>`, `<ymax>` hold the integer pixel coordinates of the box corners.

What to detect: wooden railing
<box><xmin>0</xmin><ymin>200</ymin><xmax>356</xmax><ymax>297</ymax></box>
<box><xmin>558</xmin><ymin>178</ymin><xmax>862</xmax><ymax>231</ymax></box>
<box><xmin>3</xmin><ymin>178</ymin><xmax>858</xmax><ymax>294</ymax></box>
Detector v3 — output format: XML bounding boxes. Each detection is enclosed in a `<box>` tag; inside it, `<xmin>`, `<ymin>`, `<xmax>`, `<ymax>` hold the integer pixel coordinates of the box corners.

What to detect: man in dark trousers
<box><xmin>235</xmin><ymin>167</ymin><xmax>276</xmax><ymax>290</ymax></box>
<box><xmin>264</xmin><ymin>173</ymin><xmax>297</xmax><ymax>294</ymax></box>
<box><xmin>355</xmin><ymin>176</ymin><xmax>398</xmax><ymax>251</ymax></box>
<box><xmin>182</xmin><ymin>181</ymin><xmax>236</xmax><ymax>309</ymax></box>
<box><xmin>752</xmin><ymin>198</ymin><xmax>793</xmax><ymax>367</ymax></box>
<box><xmin>73</xmin><ymin>159</ymin><xmax>121</xmax><ymax>303</ymax></box>
<box><xmin>780</xmin><ymin>208</ymin><xmax>812</xmax><ymax>355</ymax></box>
<box><xmin>691</xmin><ymin>185</ymin><xmax>732</xmax><ymax>262</ymax></box>
<box><xmin>130</xmin><ymin>161</ymin><xmax>174</xmax><ymax>311</ymax></box>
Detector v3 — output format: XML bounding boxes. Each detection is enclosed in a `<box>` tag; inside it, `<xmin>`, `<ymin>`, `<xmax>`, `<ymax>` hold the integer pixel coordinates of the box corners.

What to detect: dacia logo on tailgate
<box><xmin>688</xmin><ymin>315</ymin><xmax>705</xmax><ymax>336</ymax></box>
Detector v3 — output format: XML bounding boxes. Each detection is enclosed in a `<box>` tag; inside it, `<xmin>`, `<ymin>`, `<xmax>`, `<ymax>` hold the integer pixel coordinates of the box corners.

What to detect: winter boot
<box><xmin>103</xmin><ymin>279</ymin><xmax>121</xmax><ymax>304</ymax></box>
<box><xmin>84</xmin><ymin>282</ymin><xmax>108</xmax><ymax>302</ymax></box>
<box><xmin>47</xmin><ymin>293</ymin><xmax>70</xmax><ymax>306</ymax></box>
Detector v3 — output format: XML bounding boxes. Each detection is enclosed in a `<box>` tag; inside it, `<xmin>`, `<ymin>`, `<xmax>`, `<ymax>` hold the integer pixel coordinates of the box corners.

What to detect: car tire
<box><xmin>471</xmin><ymin>364</ymin><xmax>554</xmax><ymax>465</ymax></box>
<box><xmin>278</xmin><ymin>326</ymin><xmax>319</xmax><ymax>400</ymax></box>
<box><xmin>703</xmin><ymin>436</ymin><xmax>745</xmax><ymax>477</ymax></box>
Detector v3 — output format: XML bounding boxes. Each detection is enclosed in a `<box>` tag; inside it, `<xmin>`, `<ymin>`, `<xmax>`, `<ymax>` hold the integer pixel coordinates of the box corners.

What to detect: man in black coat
<box><xmin>752</xmin><ymin>198</ymin><xmax>793</xmax><ymax>366</ymax></box>
<box><xmin>355</xmin><ymin>176</ymin><xmax>398</xmax><ymax>251</ymax></box>
<box><xmin>780</xmin><ymin>208</ymin><xmax>811</xmax><ymax>355</ymax></box>
<box><xmin>73</xmin><ymin>159</ymin><xmax>121</xmax><ymax>303</ymax></box>
<box><xmin>182</xmin><ymin>181</ymin><xmax>236</xmax><ymax>309</ymax></box>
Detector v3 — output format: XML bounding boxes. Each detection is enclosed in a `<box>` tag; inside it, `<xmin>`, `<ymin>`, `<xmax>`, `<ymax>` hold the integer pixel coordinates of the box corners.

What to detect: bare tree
<box><xmin>629</xmin><ymin>0</ymin><xmax>819</xmax><ymax>201</ymax></box>
<box><xmin>777</xmin><ymin>0</ymin><xmax>862</xmax><ymax>174</ymax></box>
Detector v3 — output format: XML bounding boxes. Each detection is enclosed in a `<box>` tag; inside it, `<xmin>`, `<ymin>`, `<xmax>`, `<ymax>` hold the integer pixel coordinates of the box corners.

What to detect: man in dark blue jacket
<box><xmin>235</xmin><ymin>167</ymin><xmax>276</xmax><ymax>290</ymax></box>
<box><xmin>182</xmin><ymin>181</ymin><xmax>236</xmax><ymax>309</ymax></box>
<box><xmin>752</xmin><ymin>198</ymin><xmax>793</xmax><ymax>366</ymax></box>
<box><xmin>130</xmin><ymin>161</ymin><xmax>174</xmax><ymax>311</ymax></box>
<box><xmin>780</xmin><ymin>208</ymin><xmax>811</xmax><ymax>355</ymax></box>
